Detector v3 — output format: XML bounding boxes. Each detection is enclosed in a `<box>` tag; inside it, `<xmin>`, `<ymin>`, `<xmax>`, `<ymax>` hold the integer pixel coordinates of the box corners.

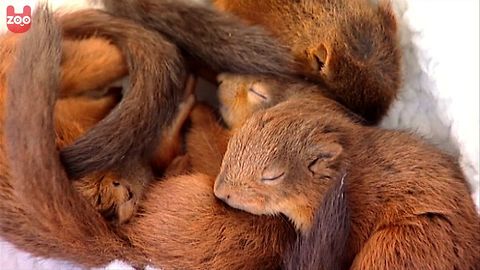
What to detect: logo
<box><xmin>6</xmin><ymin>5</ymin><xmax>31</xmax><ymax>33</ymax></box>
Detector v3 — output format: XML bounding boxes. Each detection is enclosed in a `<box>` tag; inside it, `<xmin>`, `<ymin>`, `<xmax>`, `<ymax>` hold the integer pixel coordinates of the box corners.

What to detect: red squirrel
<box><xmin>0</xmin><ymin>7</ymin><xmax>296</xmax><ymax>269</ymax></box>
<box><xmin>57</xmin><ymin>0</ymin><xmax>300</xmax><ymax>180</ymax></box>
<box><xmin>214</xmin><ymin>93</ymin><xmax>480</xmax><ymax>269</ymax></box>
<box><xmin>212</xmin><ymin>0</ymin><xmax>401</xmax><ymax>124</ymax></box>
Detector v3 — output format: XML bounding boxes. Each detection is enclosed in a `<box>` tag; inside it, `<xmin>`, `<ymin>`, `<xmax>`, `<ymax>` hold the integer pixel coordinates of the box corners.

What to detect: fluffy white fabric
<box><xmin>0</xmin><ymin>0</ymin><xmax>478</xmax><ymax>269</ymax></box>
<box><xmin>382</xmin><ymin>0</ymin><xmax>479</xmax><ymax>207</ymax></box>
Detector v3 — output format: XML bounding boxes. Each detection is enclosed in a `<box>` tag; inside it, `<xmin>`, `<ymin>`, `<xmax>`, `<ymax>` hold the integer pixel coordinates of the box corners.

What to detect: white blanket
<box><xmin>1</xmin><ymin>0</ymin><xmax>478</xmax><ymax>269</ymax></box>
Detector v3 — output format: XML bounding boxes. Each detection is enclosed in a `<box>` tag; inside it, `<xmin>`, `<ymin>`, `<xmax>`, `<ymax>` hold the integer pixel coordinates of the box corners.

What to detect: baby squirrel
<box><xmin>0</xmin><ymin>8</ymin><xmax>296</xmax><ymax>269</ymax></box>
<box><xmin>57</xmin><ymin>85</ymin><xmax>196</xmax><ymax>225</ymax></box>
<box><xmin>58</xmin><ymin>0</ymin><xmax>300</xmax><ymax>181</ymax></box>
<box><xmin>217</xmin><ymin>72</ymin><xmax>364</xmax><ymax>130</ymax></box>
<box><xmin>214</xmin><ymin>93</ymin><xmax>480</xmax><ymax>268</ymax></box>
<box><xmin>216</xmin><ymin>73</ymin><xmax>357</xmax><ymax>269</ymax></box>
<box><xmin>0</xmin><ymin>10</ymin><xmax>158</xmax><ymax>224</ymax></box>
<box><xmin>2</xmin><ymin>13</ymin><xmax>196</xmax><ymax>225</ymax></box>
<box><xmin>55</xmin><ymin>96</ymin><xmax>141</xmax><ymax>225</ymax></box>
<box><xmin>213</xmin><ymin>0</ymin><xmax>401</xmax><ymax>124</ymax></box>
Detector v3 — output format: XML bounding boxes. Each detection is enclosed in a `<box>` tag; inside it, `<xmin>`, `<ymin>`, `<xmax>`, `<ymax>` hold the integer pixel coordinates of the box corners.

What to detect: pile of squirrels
<box><xmin>0</xmin><ymin>0</ymin><xmax>478</xmax><ymax>269</ymax></box>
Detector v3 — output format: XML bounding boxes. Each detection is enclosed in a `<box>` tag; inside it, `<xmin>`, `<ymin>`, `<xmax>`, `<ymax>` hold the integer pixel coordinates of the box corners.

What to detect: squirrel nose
<box><xmin>213</xmin><ymin>179</ymin><xmax>230</xmax><ymax>202</ymax></box>
<box><xmin>217</xmin><ymin>193</ymin><xmax>231</xmax><ymax>204</ymax></box>
<box><xmin>216</xmin><ymin>75</ymin><xmax>224</xmax><ymax>84</ymax></box>
<box><xmin>216</xmin><ymin>73</ymin><xmax>230</xmax><ymax>84</ymax></box>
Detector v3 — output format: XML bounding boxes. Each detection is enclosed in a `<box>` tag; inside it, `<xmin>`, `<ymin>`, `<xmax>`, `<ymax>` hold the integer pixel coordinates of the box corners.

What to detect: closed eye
<box><xmin>261</xmin><ymin>172</ymin><xmax>285</xmax><ymax>182</ymax></box>
<box><xmin>249</xmin><ymin>87</ymin><xmax>268</xmax><ymax>100</ymax></box>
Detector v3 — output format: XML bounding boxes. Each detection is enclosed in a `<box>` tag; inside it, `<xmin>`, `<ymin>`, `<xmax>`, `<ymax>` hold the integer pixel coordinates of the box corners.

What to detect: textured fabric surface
<box><xmin>0</xmin><ymin>0</ymin><xmax>478</xmax><ymax>269</ymax></box>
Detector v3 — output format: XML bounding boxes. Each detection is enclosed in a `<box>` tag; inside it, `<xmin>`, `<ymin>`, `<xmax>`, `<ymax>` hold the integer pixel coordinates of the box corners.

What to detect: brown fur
<box><xmin>0</xmin><ymin>7</ymin><xmax>296</xmax><ymax>269</ymax></box>
<box><xmin>216</xmin><ymin>73</ymin><xmax>357</xmax><ymax>269</ymax></box>
<box><xmin>150</xmin><ymin>75</ymin><xmax>197</xmax><ymax>172</ymax></box>
<box><xmin>0</xmin><ymin>31</ymin><xmax>126</xmax><ymax>99</ymax></box>
<box><xmin>57</xmin><ymin>9</ymin><xmax>187</xmax><ymax>180</ymax></box>
<box><xmin>0</xmin><ymin>11</ymin><xmax>142</xmax><ymax>224</ymax></box>
<box><xmin>217</xmin><ymin>73</ymin><xmax>364</xmax><ymax>129</ymax></box>
<box><xmin>213</xmin><ymin>0</ymin><xmax>402</xmax><ymax>123</ymax></box>
<box><xmin>54</xmin><ymin>96</ymin><xmax>147</xmax><ymax>225</ymax></box>
<box><xmin>59</xmin><ymin>38</ymin><xmax>127</xmax><ymax>97</ymax></box>
<box><xmin>215</xmin><ymin>95</ymin><xmax>480</xmax><ymax>268</ymax></box>
<box><xmin>59</xmin><ymin>0</ymin><xmax>300</xmax><ymax>179</ymax></box>
<box><xmin>284</xmin><ymin>172</ymin><xmax>350</xmax><ymax>270</ymax></box>
<box><xmin>184</xmin><ymin>104</ymin><xmax>232</xmax><ymax>177</ymax></box>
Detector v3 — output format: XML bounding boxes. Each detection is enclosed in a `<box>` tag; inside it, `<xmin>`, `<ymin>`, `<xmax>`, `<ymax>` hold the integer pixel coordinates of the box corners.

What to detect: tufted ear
<box><xmin>307</xmin><ymin>43</ymin><xmax>329</xmax><ymax>72</ymax></box>
<box><xmin>307</xmin><ymin>142</ymin><xmax>342</xmax><ymax>176</ymax></box>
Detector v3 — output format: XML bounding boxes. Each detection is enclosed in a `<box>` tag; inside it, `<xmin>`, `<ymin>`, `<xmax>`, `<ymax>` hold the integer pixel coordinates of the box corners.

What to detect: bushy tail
<box><xmin>102</xmin><ymin>0</ymin><xmax>298</xmax><ymax>76</ymax></box>
<box><xmin>60</xmin><ymin>1</ymin><xmax>299</xmax><ymax>178</ymax></box>
<box><xmin>2</xmin><ymin>6</ymin><xmax>130</xmax><ymax>267</ymax></box>
<box><xmin>284</xmin><ymin>173</ymin><xmax>350</xmax><ymax>270</ymax></box>
<box><xmin>58</xmin><ymin>9</ymin><xmax>187</xmax><ymax>178</ymax></box>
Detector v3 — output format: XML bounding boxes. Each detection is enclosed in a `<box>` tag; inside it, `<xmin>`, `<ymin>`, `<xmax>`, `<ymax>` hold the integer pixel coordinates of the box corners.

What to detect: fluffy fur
<box><xmin>57</xmin><ymin>9</ymin><xmax>187</xmax><ymax>180</ymax></box>
<box><xmin>284</xmin><ymin>172</ymin><xmax>350</xmax><ymax>270</ymax></box>
<box><xmin>1</xmin><ymin>0</ymin><xmax>477</xmax><ymax>268</ymax></box>
<box><xmin>215</xmin><ymin>94</ymin><xmax>480</xmax><ymax>269</ymax></box>
<box><xmin>0</xmin><ymin>32</ymin><xmax>126</xmax><ymax>99</ymax></box>
<box><xmin>59</xmin><ymin>0</ymin><xmax>299</xmax><ymax>179</ymax></box>
<box><xmin>213</xmin><ymin>0</ymin><xmax>401</xmax><ymax>124</ymax></box>
<box><xmin>0</xmin><ymin>8</ymin><xmax>297</xmax><ymax>269</ymax></box>
<box><xmin>217</xmin><ymin>73</ymin><xmax>364</xmax><ymax>130</ymax></box>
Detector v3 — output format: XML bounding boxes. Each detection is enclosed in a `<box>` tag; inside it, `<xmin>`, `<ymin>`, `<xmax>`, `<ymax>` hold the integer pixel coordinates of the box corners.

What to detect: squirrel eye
<box><xmin>261</xmin><ymin>172</ymin><xmax>285</xmax><ymax>182</ymax></box>
<box><xmin>248</xmin><ymin>87</ymin><xmax>268</xmax><ymax>100</ymax></box>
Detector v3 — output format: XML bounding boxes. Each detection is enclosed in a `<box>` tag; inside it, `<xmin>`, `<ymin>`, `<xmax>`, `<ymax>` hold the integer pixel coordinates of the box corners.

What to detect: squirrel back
<box><xmin>213</xmin><ymin>0</ymin><xmax>401</xmax><ymax>123</ymax></box>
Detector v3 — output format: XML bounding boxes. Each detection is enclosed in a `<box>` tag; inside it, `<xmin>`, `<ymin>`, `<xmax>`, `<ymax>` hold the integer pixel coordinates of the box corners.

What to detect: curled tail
<box><xmin>2</xmin><ymin>6</ymin><xmax>129</xmax><ymax>267</ymax></box>
<box><xmin>102</xmin><ymin>0</ymin><xmax>298</xmax><ymax>75</ymax></box>
<box><xmin>58</xmin><ymin>9</ymin><xmax>187</xmax><ymax>178</ymax></box>
<box><xmin>60</xmin><ymin>1</ymin><xmax>299</xmax><ymax>179</ymax></box>
<box><xmin>285</xmin><ymin>173</ymin><xmax>350</xmax><ymax>270</ymax></box>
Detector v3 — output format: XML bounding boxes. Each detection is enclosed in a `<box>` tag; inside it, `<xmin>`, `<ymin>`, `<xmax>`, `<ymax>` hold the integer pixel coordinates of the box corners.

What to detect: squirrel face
<box><xmin>214</xmin><ymin>100</ymin><xmax>345</xmax><ymax>232</ymax></box>
<box><xmin>216</xmin><ymin>73</ymin><xmax>323</xmax><ymax>129</ymax></box>
<box><xmin>217</xmin><ymin>73</ymin><xmax>278</xmax><ymax>129</ymax></box>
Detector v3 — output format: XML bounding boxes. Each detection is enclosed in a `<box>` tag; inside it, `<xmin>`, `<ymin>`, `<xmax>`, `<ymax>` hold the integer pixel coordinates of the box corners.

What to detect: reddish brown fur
<box><xmin>0</xmin><ymin>11</ymin><xmax>143</xmax><ymax>223</ymax></box>
<box><xmin>59</xmin><ymin>38</ymin><xmax>127</xmax><ymax>97</ymax></box>
<box><xmin>217</xmin><ymin>73</ymin><xmax>363</xmax><ymax>130</ymax></box>
<box><xmin>213</xmin><ymin>0</ymin><xmax>401</xmax><ymax>123</ymax></box>
<box><xmin>0</xmin><ymin>32</ymin><xmax>126</xmax><ymax>100</ymax></box>
<box><xmin>0</xmin><ymin>7</ymin><xmax>297</xmax><ymax>269</ymax></box>
<box><xmin>215</xmin><ymin>95</ymin><xmax>480</xmax><ymax>269</ymax></box>
<box><xmin>284</xmin><ymin>172</ymin><xmax>351</xmax><ymax>270</ymax></box>
<box><xmin>184</xmin><ymin>104</ymin><xmax>232</xmax><ymax>176</ymax></box>
<box><xmin>150</xmin><ymin>75</ymin><xmax>197</xmax><ymax>172</ymax></box>
<box><xmin>59</xmin><ymin>0</ymin><xmax>300</xmax><ymax>180</ymax></box>
<box><xmin>57</xmin><ymin>9</ymin><xmax>187</xmax><ymax>180</ymax></box>
<box><xmin>1</xmin><ymin>12</ymin><xmax>152</xmax><ymax>226</ymax></box>
<box><xmin>54</xmin><ymin>96</ymin><xmax>148</xmax><ymax>225</ymax></box>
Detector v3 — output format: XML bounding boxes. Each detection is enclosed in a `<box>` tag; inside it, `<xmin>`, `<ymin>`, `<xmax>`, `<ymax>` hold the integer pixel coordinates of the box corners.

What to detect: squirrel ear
<box><xmin>307</xmin><ymin>143</ymin><xmax>342</xmax><ymax>175</ymax></box>
<box><xmin>307</xmin><ymin>44</ymin><xmax>329</xmax><ymax>72</ymax></box>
